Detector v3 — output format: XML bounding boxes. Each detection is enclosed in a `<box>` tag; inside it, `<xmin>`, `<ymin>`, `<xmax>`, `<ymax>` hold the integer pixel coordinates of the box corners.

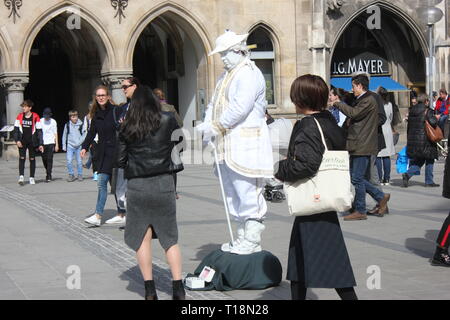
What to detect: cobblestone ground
<box><xmin>1</xmin><ymin>140</ymin><xmax>450</xmax><ymax>299</ymax></box>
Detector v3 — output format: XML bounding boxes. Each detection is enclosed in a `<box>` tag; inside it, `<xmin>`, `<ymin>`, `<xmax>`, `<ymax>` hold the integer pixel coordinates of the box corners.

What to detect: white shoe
<box><xmin>29</xmin><ymin>177</ymin><xmax>35</xmax><ymax>185</ymax></box>
<box><xmin>18</xmin><ymin>176</ymin><xmax>24</xmax><ymax>186</ymax></box>
<box><xmin>105</xmin><ymin>215</ymin><xmax>126</xmax><ymax>225</ymax></box>
<box><xmin>221</xmin><ymin>222</ymin><xmax>245</xmax><ymax>252</ymax></box>
<box><xmin>84</xmin><ymin>214</ymin><xmax>101</xmax><ymax>226</ymax></box>
<box><xmin>230</xmin><ymin>220</ymin><xmax>266</xmax><ymax>255</ymax></box>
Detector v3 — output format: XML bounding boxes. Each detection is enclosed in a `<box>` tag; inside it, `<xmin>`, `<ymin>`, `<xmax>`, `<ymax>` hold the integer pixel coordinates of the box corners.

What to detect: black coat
<box><xmin>117</xmin><ymin>112</ymin><xmax>183</xmax><ymax>180</ymax></box>
<box><xmin>275</xmin><ymin>111</ymin><xmax>356</xmax><ymax>288</ymax></box>
<box><xmin>443</xmin><ymin>130</ymin><xmax>450</xmax><ymax>199</ymax></box>
<box><xmin>275</xmin><ymin>111</ymin><xmax>346</xmax><ymax>182</ymax></box>
<box><xmin>406</xmin><ymin>103</ymin><xmax>438</xmax><ymax>160</ymax></box>
<box><xmin>82</xmin><ymin>103</ymin><xmax>121</xmax><ymax>175</ymax></box>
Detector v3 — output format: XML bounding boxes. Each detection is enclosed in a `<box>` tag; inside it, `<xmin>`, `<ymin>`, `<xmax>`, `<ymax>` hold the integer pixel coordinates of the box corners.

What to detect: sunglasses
<box><xmin>122</xmin><ymin>84</ymin><xmax>133</xmax><ymax>90</ymax></box>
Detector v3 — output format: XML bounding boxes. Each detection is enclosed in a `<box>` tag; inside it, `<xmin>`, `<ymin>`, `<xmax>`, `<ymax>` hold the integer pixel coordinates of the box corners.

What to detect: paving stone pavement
<box><xmin>1</xmin><ymin>140</ymin><xmax>450</xmax><ymax>300</ymax></box>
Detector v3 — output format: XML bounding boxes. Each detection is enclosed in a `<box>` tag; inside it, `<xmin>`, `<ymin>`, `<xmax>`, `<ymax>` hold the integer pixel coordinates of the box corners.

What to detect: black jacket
<box><xmin>117</xmin><ymin>112</ymin><xmax>184</xmax><ymax>180</ymax></box>
<box><xmin>443</xmin><ymin>128</ymin><xmax>450</xmax><ymax>198</ymax></box>
<box><xmin>275</xmin><ymin>111</ymin><xmax>346</xmax><ymax>183</ymax></box>
<box><xmin>82</xmin><ymin>103</ymin><xmax>121</xmax><ymax>175</ymax></box>
<box><xmin>406</xmin><ymin>103</ymin><xmax>438</xmax><ymax>160</ymax></box>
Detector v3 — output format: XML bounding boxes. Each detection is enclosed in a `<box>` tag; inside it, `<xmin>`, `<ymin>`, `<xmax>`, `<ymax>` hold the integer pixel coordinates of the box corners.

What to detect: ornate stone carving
<box><xmin>327</xmin><ymin>0</ymin><xmax>345</xmax><ymax>12</ymax></box>
<box><xmin>101</xmin><ymin>73</ymin><xmax>132</xmax><ymax>89</ymax></box>
<box><xmin>0</xmin><ymin>76</ymin><xmax>28</xmax><ymax>91</ymax></box>
<box><xmin>4</xmin><ymin>0</ymin><xmax>22</xmax><ymax>23</ymax></box>
<box><xmin>111</xmin><ymin>0</ymin><xmax>128</xmax><ymax>24</ymax></box>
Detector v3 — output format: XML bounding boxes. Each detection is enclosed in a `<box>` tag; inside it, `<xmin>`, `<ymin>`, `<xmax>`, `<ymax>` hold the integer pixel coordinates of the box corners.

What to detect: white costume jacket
<box><xmin>204</xmin><ymin>58</ymin><xmax>274</xmax><ymax>178</ymax></box>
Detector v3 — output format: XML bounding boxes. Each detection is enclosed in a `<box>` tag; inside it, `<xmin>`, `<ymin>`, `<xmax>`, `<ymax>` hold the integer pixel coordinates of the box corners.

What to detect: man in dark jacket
<box><xmin>332</xmin><ymin>74</ymin><xmax>390</xmax><ymax>221</ymax></box>
<box><xmin>402</xmin><ymin>94</ymin><xmax>440</xmax><ymax>188</ymax></box>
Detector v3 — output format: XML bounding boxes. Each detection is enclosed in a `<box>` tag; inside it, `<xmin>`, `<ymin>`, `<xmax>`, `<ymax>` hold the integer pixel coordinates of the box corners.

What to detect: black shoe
<box><xmin>46</xmin><ymin>175</ymin><xmax>52</xmax><ymax>183</ymax></box>
<box><xmin>431</xmin><ymin>252</ymin><xmax>450</xmax><ymax>267</ymax></box>
<box><xmin>144</xmin><ymin>280</ymin><xmax>158</xmax><ymax>300</ymax></box>
<box><xmin>425</xmin><ymin>183</ymin><xmax>440</xmax><ymax>187</ymax></box>
<box><xmin>402</xmin><ymin>174</ymin><xmax>410</xmax><ymax>188</ymax></box>
<box><xmin>172</xmin><ymin>280</ymin><xmax>186</xmax><ymax>300</ymax></box>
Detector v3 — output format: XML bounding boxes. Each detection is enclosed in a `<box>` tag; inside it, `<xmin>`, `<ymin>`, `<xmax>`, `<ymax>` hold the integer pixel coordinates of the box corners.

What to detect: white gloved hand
<box><xmin>196</xmin><ymin>121</ymin><xmax>218</xmax><ymax>143</ymax></box>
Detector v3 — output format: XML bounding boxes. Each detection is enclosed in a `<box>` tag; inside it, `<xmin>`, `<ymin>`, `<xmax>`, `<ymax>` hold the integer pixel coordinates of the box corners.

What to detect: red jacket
<box><xmin>436</xmin><ymin>96</ymin><xmax>450</xmax><ymax>115</ymax></box>
<box><xmin>13</xmin><ymin>112</ymin><xmax>43</xmax><ymax>145</ymax></box>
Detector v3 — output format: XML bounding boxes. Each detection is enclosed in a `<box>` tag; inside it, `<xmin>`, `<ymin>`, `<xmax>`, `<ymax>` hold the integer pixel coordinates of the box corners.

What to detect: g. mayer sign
<box><xmin>331</xmin><ymin>50</ymin><xmax>390</xmax><ymax>76</ymax></box>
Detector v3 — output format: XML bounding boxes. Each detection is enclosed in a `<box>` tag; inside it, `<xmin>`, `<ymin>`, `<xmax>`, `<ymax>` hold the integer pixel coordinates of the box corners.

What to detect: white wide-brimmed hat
<box><xmin>208</xmin><ymin>30</ymin><xmax>249</xmax><ymax>56</ymax></box>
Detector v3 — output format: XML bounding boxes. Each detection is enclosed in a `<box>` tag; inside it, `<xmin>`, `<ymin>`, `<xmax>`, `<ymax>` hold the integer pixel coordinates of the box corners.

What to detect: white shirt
<box><xmin>41</xmin><ymin>118</ymin><xmax>58</xmax><ymax>145</ymax></box>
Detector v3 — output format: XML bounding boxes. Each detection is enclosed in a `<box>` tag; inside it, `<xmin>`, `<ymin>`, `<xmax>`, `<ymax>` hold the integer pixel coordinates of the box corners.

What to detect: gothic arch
<box><xmin>125</xmin><ymin>2</ymin><xmax>214</xmax><ymax>92</ymax></box>
<box><xmin>20</xmin><ymin>1</ymin><xmax>115</xmax><ymax>72</ymax></box>
<box><xmin>247</xmin><ymin>22</ymin><xmax>282</xmax><ymax>106</ymax></box>
<box><xmin>330</xmin><ymin>1</ymin><xmax>428</xmax><ymax>58</ymax></box>
<box><xmin>0</xmin><ymin>30</ymin><xmax>12</xmax><ymax>72</ymax></box>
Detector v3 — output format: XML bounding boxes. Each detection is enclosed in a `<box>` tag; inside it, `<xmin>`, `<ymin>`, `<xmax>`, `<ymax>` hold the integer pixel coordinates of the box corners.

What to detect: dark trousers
<box><xmin>42</xmin><ymin>144</ymin><xmax>55</xmax><ymax>178</ymax></box>
<box><xmin>376</xmin><ymin>157</ymin><xmax>391</xmax><ymax>182</ymax></box>
<box><xmin>437</xmin><ymin>212</ymin><xmax>450</xmax><ymax>249</ymax></box>
<box><xmin>19</xmin><ymin>141</ymin><xmax>36</xmax><ymax>177</ymax></box>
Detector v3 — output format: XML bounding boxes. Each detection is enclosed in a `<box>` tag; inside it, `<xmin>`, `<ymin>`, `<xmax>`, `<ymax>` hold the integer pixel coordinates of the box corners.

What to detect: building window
<box><xmin>248</xmin><ymin>27</ymin><xmax>275</xmax><ymax>105</ymax></box>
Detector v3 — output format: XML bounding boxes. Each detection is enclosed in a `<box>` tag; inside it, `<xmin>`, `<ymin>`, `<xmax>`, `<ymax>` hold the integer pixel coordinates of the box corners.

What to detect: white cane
<box><xmin>209</xmin><ymin>140</ymin><xmax>235</xmax><ymax>245</ymax></box>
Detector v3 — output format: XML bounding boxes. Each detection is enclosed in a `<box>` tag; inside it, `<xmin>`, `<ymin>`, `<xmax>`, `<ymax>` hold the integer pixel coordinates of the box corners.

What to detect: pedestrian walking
<box><xmin>432</xmin><ymin>140</ymin><xmax>450</xmax><ymax>267</ymax></box>
<box><xmin>82</xmin><ymin>103</ymin><xmax>99</xmax><ymax>181</ymax></box>
<box><xmin>328</xmin><ymin>86</ymin><xmax>347</xmax><ymax>127</ymax></box>
<box><xmin>275</xmin><ymin>74</ymin><xmax>357</xmax><ymax>300</ymax></box>
<box><xmin>62</xmin><ymin>110</ymin><xmax>86</xmax><ymax>182</ymax></box>
<box><xmin>40</xmin><ymin>108</ymin><xmax>59</xmax><ymax>182</ymax></box>
<box><xmin>331</xmin><ymin>73</ymin><xmax>390</xmax><ymax>220</ymax></box>
<box><xmin>13</xmin><ymin>100</ymin><xmax>44</xmax><ymax>185</ymax></box>
<box><xmin>375</xmin><ymin>87</ymin><xmax>396</xmax><ymax>186</ymax></box>
<box><xmin>117</xmin><ymin>86</ymin><xmax>185</xmax><ymax>300</ymax></box>
<box><xmin>81</xmin><ymin>86</ymin><xmax>118</xmax><ymax>226</ymax></box>
<box><xmin>402</xmin><ymin>94</ymin><xmax>440</xmax><ymax>188</ymax></box>
<box><xmin>105</xmin><ymin>77</ymin><xmax>140</xmax><ymax>225</ymax></box>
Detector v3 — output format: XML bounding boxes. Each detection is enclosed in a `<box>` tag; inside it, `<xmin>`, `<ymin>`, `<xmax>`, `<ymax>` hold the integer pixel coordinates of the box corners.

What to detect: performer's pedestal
<box><xmin>187</xmin><ymin>249</ymin><xmax>282</xmax><ymax>291</ymax></box>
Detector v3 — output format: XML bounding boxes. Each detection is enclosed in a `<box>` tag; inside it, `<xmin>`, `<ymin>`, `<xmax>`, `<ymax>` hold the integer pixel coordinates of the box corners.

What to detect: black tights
<box><xmin>290</xmin><ymin>281</ymin><xmax>358</xmax><ymax>300</ymax></box>
<box><xmin>19</xmin><ymin>143</ymin><xmax>36</xmax><ymax>177</ymax></box>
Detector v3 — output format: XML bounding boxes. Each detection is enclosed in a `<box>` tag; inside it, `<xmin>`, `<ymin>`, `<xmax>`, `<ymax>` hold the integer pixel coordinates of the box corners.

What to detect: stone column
<box><xmin>0</xmin><ymin>75</ymin><xmax>29</xmax><ymax>125</ymax></box>
<box><xmin>101</xmin><ymin>72</ymin><xmax>132</xmax><ymax>105</ymax></box>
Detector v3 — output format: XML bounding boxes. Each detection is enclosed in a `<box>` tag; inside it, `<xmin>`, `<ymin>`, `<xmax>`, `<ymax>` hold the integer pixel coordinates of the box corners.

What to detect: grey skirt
<box><xmin>125</xmin><ymin>174</ymin><xmax>178</xmax><ymax>252</ymax></box>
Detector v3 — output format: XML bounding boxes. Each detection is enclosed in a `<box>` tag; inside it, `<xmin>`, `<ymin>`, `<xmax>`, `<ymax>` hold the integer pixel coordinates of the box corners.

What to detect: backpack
<box><xmin>65</xmin><ymin>121</ymin><xmax>83</xmax><ymax>147</ymax></box>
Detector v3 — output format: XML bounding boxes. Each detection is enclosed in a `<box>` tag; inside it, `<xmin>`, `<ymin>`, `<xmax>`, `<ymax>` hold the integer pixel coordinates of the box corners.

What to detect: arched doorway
<box><xmin>131</xmin><ymin>11</ymin><xmax>209</xmax><ymax>134</ymax></box>
<box><xmin>25</xmin><ymin>12</ymin><xmax>108</xmax><ymax>144</ymax></box>
<box><xmin>330</xmin><ymin>6</ymin><xmax>426</xmax><ymax>107</ymax></box>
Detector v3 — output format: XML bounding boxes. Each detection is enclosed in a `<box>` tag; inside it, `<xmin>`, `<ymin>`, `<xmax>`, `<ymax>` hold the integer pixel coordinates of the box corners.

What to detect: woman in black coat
<box><xmin>275</xmin><ymin>75</ymin><xmax>357</xmax><ymax>300</ymax></box>
<box><xmin>81</xmin><ymin>85</ymin><xmax>120</xmax><ymax>226</ymax></box>
<box><xmin>403</xmin><ymin>94</ymin><xmax>440</xmax><ymax>187</ymax></box>
<box><xmin>117</xmin><ymin>86</ymin><xmax>185</xmax><ymax>300</ymax></box>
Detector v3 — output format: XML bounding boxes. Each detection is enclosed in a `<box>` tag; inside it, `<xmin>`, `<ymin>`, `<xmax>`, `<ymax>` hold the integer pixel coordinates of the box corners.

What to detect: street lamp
<box><xmin>418</xmin><ymin>1</ymin><xmax>444</xmax><ymax>102</ymax></box>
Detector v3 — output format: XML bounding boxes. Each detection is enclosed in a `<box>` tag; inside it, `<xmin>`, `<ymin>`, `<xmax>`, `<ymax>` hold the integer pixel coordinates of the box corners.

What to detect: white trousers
<box><xmin>215</xmin><ymin>163</ymin><xmax>267</xmax><ymax>222</ymax></box>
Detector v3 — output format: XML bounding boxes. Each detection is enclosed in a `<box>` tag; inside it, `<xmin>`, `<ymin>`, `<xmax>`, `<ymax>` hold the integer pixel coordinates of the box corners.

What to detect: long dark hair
<box><xmin>377</xmin><ymin>86</ymin><xmax>390</xmax><ymax>104</ymax></box>
<box><xmin>120</xmin><ymin>85</ymin><xmax>162</xmax><ymax>142</ymax></box>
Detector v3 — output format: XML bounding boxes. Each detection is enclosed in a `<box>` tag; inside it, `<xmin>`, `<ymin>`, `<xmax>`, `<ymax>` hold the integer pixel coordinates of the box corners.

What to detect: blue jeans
<box><xmin>376</xmin><ymin>157</ymin><xmax>391</xmax><ymax>182</ymax></box>
<box><xmin>438</xmin><ymin>115</ymin><xmax>448</xmax><ymax>132</ymax></box>
<box><xmin>351</xmin><ymin>156</ymin><xmax>385</xmax><ymax>214</ymax></box>
<box><xmin>66</xmin><ymin>146</ymin><xmax>82</xmax><ymax>176</ymax></box>
<box><xmin>406</xmin><ymin>158</ymin><xmax>435</xmax><ymax>185</ymax></box>
<box><xmin>95</xmin><ymin>173</ymin><xmax>111</xmax><ymax>215</ymax></box>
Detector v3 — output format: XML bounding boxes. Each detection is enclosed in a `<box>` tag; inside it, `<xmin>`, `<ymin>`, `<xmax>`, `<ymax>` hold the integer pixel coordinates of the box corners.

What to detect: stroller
<box><xmin>264</xmin><ymin>179</ymin><xmax>286</xmax><ymax>203</ymax></box>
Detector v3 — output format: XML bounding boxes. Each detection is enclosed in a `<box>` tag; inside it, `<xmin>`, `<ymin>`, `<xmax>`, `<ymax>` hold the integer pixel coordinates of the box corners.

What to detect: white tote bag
<box><xmin>284</xmin><ymin>118</ymin><xmax>354</xmax><ymax>216</ymax></box>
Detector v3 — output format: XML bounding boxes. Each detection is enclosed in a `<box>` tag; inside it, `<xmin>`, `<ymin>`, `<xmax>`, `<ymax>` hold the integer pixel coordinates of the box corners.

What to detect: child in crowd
<box><xmin>40</xmin><ymin>108</ymin><xmax>59</xmax><ymax>182</ymax></box>
<box><xmin>62</xmin><ymin>110</ymin><xmax>86</xmax><ymax>182</ymax></box>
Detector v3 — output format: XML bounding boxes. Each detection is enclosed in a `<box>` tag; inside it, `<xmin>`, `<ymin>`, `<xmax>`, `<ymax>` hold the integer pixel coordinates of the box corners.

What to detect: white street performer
<box><xmin>196</xmin><ymin>30</ymin><xmax>274</xmax><ymax>255</ymax></box>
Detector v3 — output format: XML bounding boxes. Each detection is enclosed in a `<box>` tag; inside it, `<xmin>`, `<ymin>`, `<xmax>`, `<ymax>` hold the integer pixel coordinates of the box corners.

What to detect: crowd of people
<box><xmin>10</xmin><ymin>30</ymin><xmax>450</xmax><ymax>300</ymax></box>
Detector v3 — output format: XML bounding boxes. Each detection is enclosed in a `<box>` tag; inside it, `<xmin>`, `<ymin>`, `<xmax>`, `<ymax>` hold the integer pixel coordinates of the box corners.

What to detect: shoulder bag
<box><xmin>284</xmin><ymin>118</ymin><xmax>354</xmax><ymax>216</ymax></box>
<box><xmin>424</xmin><ymin>109</ymin><xmax>443</xmax><ymax>143</ymax></box>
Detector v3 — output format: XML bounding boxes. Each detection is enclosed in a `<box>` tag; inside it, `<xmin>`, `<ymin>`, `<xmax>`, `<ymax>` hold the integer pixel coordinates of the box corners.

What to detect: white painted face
<box><xmin>220</xmin><ymin>49</ymin><xmax>244</xmax><ymax>71</ymax></box>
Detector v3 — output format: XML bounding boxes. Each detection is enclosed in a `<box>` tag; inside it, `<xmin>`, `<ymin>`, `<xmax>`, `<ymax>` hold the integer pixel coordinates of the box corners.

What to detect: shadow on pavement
<box><xmin>191</xmin><ymin>243</ymin><xmax>221</xmax><ymax>262</ymax></box>
<box><xmin>404</xmin><ymin>230</ymin><xmax>439</xmax><ymax>258</ymax></box>
<box><xmin>120</xmin><ymin>265</ymin><xmax>175</xmax><ymax>298</ymax></box>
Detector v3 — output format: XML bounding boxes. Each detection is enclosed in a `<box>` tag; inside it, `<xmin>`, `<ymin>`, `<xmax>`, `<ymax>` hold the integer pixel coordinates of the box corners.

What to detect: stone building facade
<box><xmin>0</xmin><ymin>0</ymin><xmax>449</xmax><ymax>140</ymax></box>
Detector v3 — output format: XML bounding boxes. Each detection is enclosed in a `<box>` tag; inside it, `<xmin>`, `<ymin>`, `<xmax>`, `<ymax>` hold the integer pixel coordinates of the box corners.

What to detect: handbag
<box><xmin>284</xmin><ymin>118</ymin><xmax>354</xmax><ymax>216</ymax></box>
<box><xmin>424</xmin><ymin>110</ymin><xmax>443</xmax><ymax>143</ymax></box>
